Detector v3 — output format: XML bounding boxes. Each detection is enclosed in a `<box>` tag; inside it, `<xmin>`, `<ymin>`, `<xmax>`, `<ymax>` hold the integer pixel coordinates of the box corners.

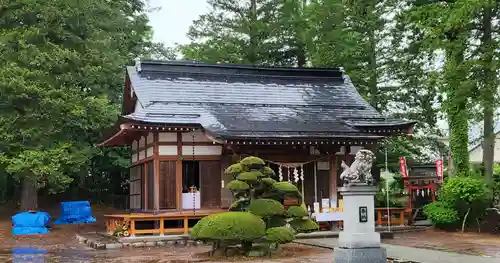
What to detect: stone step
<box><xmin>76</xmin><ymin>232</ymin><xmax>204</xmax><ymax>250</ymax></box>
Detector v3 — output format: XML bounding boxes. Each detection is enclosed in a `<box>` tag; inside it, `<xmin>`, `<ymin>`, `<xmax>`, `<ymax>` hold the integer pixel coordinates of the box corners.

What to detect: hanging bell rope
<box><xmin>191</xmin><ymin>128</ymin><xmax>196</xmax><ymax>214</ymax></box>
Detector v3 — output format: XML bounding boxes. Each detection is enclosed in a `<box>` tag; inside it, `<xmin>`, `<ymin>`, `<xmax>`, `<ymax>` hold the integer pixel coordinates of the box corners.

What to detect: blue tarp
<box><xmin>12</xmin><ymin>247</ymin><xmax>47</xmax><ymax>263</ymax></box>
<box><xmin>11</xmin><ymin>212</ymin><xmax>51</xmax><ymax>235</ymax></box>
<box><xmin>54</xmin><ymin>201</ymin><xmax>96</xmax><ymax>225</ymax></box>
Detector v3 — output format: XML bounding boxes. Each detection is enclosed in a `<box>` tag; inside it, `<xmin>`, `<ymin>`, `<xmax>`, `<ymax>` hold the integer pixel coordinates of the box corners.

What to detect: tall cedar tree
<box><xmin>0</xmin><ymin>0</ymin><xmax>159</xmax><ymax>210</ymax></box>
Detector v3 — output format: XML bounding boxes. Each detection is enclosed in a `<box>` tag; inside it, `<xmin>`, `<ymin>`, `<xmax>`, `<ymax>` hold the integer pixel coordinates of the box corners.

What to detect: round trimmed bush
<box><xmin>240</xmin><ymin>156</ymin><xmax>266</xmax><ymax>170</ymax></box>
<box><xmin>190</xmin><ymin>215</ymin><xmax>212</xmax><ymax>239</ymax></box>
<box><xmin>267</xmin><ymin>216</ymin><xmax>287</xmax><ymax>228</ymax></box>
<box><xmin>273</xmin><ymin>182</ymin><xmax>300</xmax><ymax>193</ymax></box>
<box><xmin>248</xmin><ymin>199</ymin><xmax>285</xmax><ymax>217</ymax></box>
<box><xmin>224</xmin><ymin>163</ymin><xmax>244</xmax><ymax>176</ymax></box>
<box><xmin>227</xmin><ymin>180</ymin><xmax>250</xmax><ymax>191</ymax></box>
<box><xmin>265</xmin><ymin>227</ymin><xmax>295</xmax><ymax>244</ymax></box>
<box><xmin>262</xmin><ymin>177</ymin><xmax>277</xmax><ymax>185</ymax></box>
<box><xmin>289</xmin><ymin>218</ymin><xmax>319</xmax><ymax>233</ymax></box>
<box><xmin>237</xmin><ymin>171</ymin><xmax>262</xmax><ymax>182</ymax></box>
<box><xmin>230</xmin><ymin>199</ymin><xmax>248</xmax><ymax>211</ymax></box>
<box><xmin>286</xmin><ymin>205</ymin><xmax>308</xmax><ymax>218</ymax></box>
<box><xmin>190</xmin><ymin>212</ymin><xmax>266</xmax><ymax>241</ymax></box>
<box><xmin>262</xmin><ymin>166</ymin><xmax>276</xmax><ymax>176</ymax></box>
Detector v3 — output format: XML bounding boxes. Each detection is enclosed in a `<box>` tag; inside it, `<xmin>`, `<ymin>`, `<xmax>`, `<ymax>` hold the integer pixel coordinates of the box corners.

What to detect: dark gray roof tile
<box><xmin>125</xmin><ymin>61</ymin><xmax>414</xmax><ymax>139</ymax></box>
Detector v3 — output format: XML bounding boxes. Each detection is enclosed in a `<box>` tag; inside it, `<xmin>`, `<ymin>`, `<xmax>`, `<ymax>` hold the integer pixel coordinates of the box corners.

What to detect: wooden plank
<box><xmin>220</xmin><ymin>155</ymin><xmax>233</xmax><ymax>208</ymax></box>
<box><xmin>329</xmin><ymin>155</ymin><xmax>337</xmax><ymax>201</ymax></box>
<box><xmin>183</xmin><ymin>218</ymin><xmax>189</xmax><ymax>234</ymax></box>
<box><xmin>303</xmin><ymin>162</ymin><xmax>315</xmax><ymax>206</ymax></box>
<box><xmin>200</xmin><ymin>160</ymin><xmax>222</xmax><ymax>208</ymax></box>
<box><xmin>316</xmin><ymin>162</ymin><xmax>330</xmax><ymax>202</ymax></box>
<box><xmin>130</xmin><ymin>220</ymin><xmax>136</xmax><ymax>236</ymax></box>
<box><xmin>164</xmin><ymin>228</ymin><xmax>185</xmax><ymax>234</ymax></box>
<box><xmin>159</xmin><ymin>218</ymin><xmax>165</xmax><ymax>235</ymax></box>
<box><xmin>159</xmin><ymin>161</ymin><xmax>177</xmax><ymax>209</ymax></box>
<box><xmin>104</xmin><ymin>208</ymin><xmax>225</xmax><ymax>219</ymax></box>
<box><xmin>135</xmin><ymin>229</ymin><xmax>161</xmax><ymax>234</ymax></box>
<box><xmin>147</xmin><ymin>161</ymin><xmax>154</xmax><ymax>210</ymax></box>
<box><xmin>144</xmin><ymin>162</ymin><xmax>148</xmax><ymax>210</ymax></box>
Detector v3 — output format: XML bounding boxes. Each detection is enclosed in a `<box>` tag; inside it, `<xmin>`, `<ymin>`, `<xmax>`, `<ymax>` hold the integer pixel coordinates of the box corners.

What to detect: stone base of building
<box><xmin>333</xmin><ymin>247</ymin><xmax>387</xmax><ymax>263</ymax></box>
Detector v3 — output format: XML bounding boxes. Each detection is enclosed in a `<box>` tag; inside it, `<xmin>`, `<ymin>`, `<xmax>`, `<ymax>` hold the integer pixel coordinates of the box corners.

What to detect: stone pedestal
<box><xmin>333</xmin><ymin>185</ymin><xmax>387</xmax><ymax>263</ymax></box>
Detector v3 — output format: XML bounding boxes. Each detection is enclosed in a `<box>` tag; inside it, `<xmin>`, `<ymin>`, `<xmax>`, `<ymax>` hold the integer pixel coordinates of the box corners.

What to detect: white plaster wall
<box><xmin>147</xmin><ymin>132</ymin><xmax>154</xmax><ymax>144</ymax></box>
<box><xmin>146</xmin><ymin>146</ymin><xmax>154</xmax><ymax>157</ymax></box>
<box><xmin>138</xmin><ymin>150</ymin><xmax>146</xmax><ymax>160</ymax></box>
<box><xmin>158</xmin><ymin>132</ymin><xmax>177</xmax><ymax>142</ymax></box>
<box><xmin>159</xmin><ymin>145</ymin><xmax>177</xmax><ymax>155</ymax></box>
<box><xmin>182</xmin><ymin>145</ymin><xmax>222</xmax><ymax>156</ymax></box>
<box><xmin>469</xmin><ymin>135</ymin><xmax>500</xmax><ymax>163</ymax></box>
<box><xmin>181</xmin><ymin>131</ymin><xmax>212</xmax><ymax>142</ymax></box>
<box><xmin>131</xmin><ymin>140</ymin><xmax>138</xmax><ymax>151</ymax></box>
<box><xmin>139</xmin><ymin>136</ymin><xmax>146</xmax><ymax>148</ymax></box>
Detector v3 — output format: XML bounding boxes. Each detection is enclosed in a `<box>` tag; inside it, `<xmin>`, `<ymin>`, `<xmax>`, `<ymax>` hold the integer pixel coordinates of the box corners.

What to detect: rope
<box><xmin>192</xmin><ymin>129</ymin><xmax>196</xmax><ymax>214</ymax></box>
<box><xmin>236</xmin><ymin>153</ymin><xmax>330</xmax><ymax>168</ymax></box>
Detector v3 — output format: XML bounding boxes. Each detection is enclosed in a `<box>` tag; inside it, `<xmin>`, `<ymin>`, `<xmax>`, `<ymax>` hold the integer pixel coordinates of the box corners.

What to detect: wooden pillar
<box><xmin>153</xmin><ymin>133</ymin><xmax>160</xmax><ymax>210</ymax></box>
<box><xmin>144</xmin><ymin>161</ymin><xmax>148</xmax><ymax>210</ymax></box>
<box><xmin>176</xmin><ymin>132</ymin><xmax>183</xmax><ymax>210</ymax></box>
<box><xmin>329</xmin><ymin>155</ymin><xmax>337</xmax><ymax>201</ymax></box>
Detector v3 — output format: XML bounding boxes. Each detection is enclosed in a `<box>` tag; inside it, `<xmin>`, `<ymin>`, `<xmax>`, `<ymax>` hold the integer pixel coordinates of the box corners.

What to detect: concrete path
<box><xmin>295</xmin><ymin>238</ymin><xmax>499</xmax><ymax>263</ymax></box>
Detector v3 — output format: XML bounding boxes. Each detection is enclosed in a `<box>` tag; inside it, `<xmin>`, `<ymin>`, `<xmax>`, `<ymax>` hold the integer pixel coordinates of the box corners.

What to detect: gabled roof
<box><xmin>120</xmin><ymin>60</ymin><xmax>414</xmax><ymax>140</ymax></box>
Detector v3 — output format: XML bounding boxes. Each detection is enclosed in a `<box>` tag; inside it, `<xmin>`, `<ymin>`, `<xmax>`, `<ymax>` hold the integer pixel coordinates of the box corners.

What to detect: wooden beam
<box><xmin>176</xmin><ymin>132</ymin><xmax>183</xmax><ymax>211</ymax></box>
<box><xmin>153</xmin><ymin>132</ymin><xmax>160</xmax><ymax>211</ymax></box>
<box><xmin>144</xmin><ymin>160</ymin><xmax>148</xmax><ymax>210</ymax></box>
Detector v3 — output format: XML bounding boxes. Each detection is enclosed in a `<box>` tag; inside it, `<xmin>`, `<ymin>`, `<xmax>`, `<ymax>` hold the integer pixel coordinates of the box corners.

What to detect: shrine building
<box><xmin>98</xmin><ymin>60</ymin><xmax>415</xmax><ymax>235</ymax></box>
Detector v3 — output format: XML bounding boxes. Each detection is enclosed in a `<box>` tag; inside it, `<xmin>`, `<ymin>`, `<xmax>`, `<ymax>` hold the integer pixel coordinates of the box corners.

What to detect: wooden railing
<box><xmin>375</xmin><ymin>207</ymin><xmax>407</xmax><ymax>226</ymax></box>
<box><xmin>105</xmin><ymin>209</ymin><xmax>224</xmax><ymax>237</ymax></box>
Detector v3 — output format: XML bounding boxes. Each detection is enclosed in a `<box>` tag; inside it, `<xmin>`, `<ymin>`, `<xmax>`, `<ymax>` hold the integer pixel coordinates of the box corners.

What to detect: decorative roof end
<box><xmin>135</xmin><ymin>57</ymin><xmax>142</xmax><ymax>72</ymax></box>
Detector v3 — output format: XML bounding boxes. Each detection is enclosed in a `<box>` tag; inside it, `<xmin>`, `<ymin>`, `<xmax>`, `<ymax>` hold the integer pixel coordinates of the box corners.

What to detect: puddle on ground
<box><xmin>0</xmin><ymin>246</ymin><xmax>213</xmax><ymax>263</ymax></box>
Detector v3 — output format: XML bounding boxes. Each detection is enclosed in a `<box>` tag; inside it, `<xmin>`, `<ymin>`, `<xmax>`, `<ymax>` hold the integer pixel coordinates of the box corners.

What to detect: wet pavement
<box><xmin>383</xmin><ymin>230</ymin><xmax>500</xmax><ymax>258</ymax></box>
<box><xmin>0</xmin><ymin>244</ymin><xmax>334</xmax><ymax>263</ymax></box>
<box><xmin>1</xmin><ymin>207</ymin><xmax>498</xmax><ymax>262</ymax></box>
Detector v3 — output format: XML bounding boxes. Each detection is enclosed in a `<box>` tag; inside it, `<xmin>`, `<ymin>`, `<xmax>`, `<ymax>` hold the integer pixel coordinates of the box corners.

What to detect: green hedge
<box><xmin>289</xmin><ymin>218</ymin><xmax>319</xmax><ymax>233</ymax></box>
<box><xmin>227</xmin><ymin>180</ymin><xmax>250</xmax><ymax>191</ymax></box>
<box><xmin>265</xmin><ymin>227</ymin><xmax>295</xmax><ymax>244</ymax></box>
<box><xmin>240</xmin><ymin>156</ymin><xmax>266</xmax><ymax>170</ymax></box>
<box><xmin>224</xmin><ymin>163</ymin><xmax>244</xmax><ymax>176</ymax></box>
<box><xmin>286</xmin><ymin>205</ymin><xmax>308</xmax><ymax>218</ymax></box>
<box><xmin>262</xmin><ymin>166</ymin><xmax>276</xmax><ymax>176</ymax></box>
<box><xmin>237</xmin><ymin>171</ymin><xmax>262</xmax><ymax>182</ymax></box>
<box><xmin>248</xmin><ymin>198</ymin><xmax>285</xmax><ymax>217</ymax></box>
<box><xmin>190</xmin><ymin>212</ymin><xmax>266</xmax><ymax>241</ymax></box>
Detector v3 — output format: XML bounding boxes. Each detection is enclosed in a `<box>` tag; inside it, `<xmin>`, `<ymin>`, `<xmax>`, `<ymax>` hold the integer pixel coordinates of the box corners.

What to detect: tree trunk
<box><xmin>367</xmin><ymin>9</ymin><xmax>378</xmax><ymax>109</ymax></box>
<box><xmin>480</xmin><ymin>1</ymin><xmax>495</xmax><ymax>183</ymax></box>
<box><xmin>248</xmin><ymin>0</ymin><xmax>258</xmax><ymax>64</ymax></box>
<box><xmin>445</xmin><ymin>31</ymin><xmax>469</xmax><ymax>176</ymax></box>
<box><xmin>20</xmin><ymin>176</ymin><xmax>38</xmax><ymax>211</ymax></box>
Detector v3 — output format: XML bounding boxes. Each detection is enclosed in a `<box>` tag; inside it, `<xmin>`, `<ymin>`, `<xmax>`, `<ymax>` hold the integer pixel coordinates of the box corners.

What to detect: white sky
<box><xmin>147</xmin><ymin>0</ymin><xmax>210</xmax><ymax>46</ymax></box>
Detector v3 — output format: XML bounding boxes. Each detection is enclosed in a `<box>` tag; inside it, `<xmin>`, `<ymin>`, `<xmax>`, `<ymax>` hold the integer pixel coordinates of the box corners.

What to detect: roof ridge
<box><xmin>138</xmin><ymin>59</ymin><xmax>344</xmax><ymax>71</ymax></box>
<box><xmin>133</xmin><ymin>60</ymin><xmax>344</xmax><ymax>79</ymax></box>
<box><xmin>145</xmin><ymin>101</ymin><xmax>367</xmax><ymax>110</ymax></box>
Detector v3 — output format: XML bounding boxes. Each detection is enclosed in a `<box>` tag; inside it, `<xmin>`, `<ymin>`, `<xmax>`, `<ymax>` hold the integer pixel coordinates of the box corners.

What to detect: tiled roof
<box><xmin>124</xmin><ymin>60</ymin><xmax>414</xmax><ymax>139</ymax></box>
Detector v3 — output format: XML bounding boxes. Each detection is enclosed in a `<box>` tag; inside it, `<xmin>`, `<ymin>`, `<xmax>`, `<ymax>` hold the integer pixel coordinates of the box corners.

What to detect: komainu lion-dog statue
<box><xmin>340</xmin><ymin>149</ymin><xmax>376</xmax><ymax>186</ymax></box>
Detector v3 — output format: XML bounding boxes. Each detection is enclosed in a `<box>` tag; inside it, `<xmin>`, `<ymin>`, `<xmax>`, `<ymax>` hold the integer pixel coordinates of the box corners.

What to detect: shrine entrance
<box><xmin>403</xmin><ymin>164</ymin><xmax>442</xmax><ymax>224</ymax></box>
